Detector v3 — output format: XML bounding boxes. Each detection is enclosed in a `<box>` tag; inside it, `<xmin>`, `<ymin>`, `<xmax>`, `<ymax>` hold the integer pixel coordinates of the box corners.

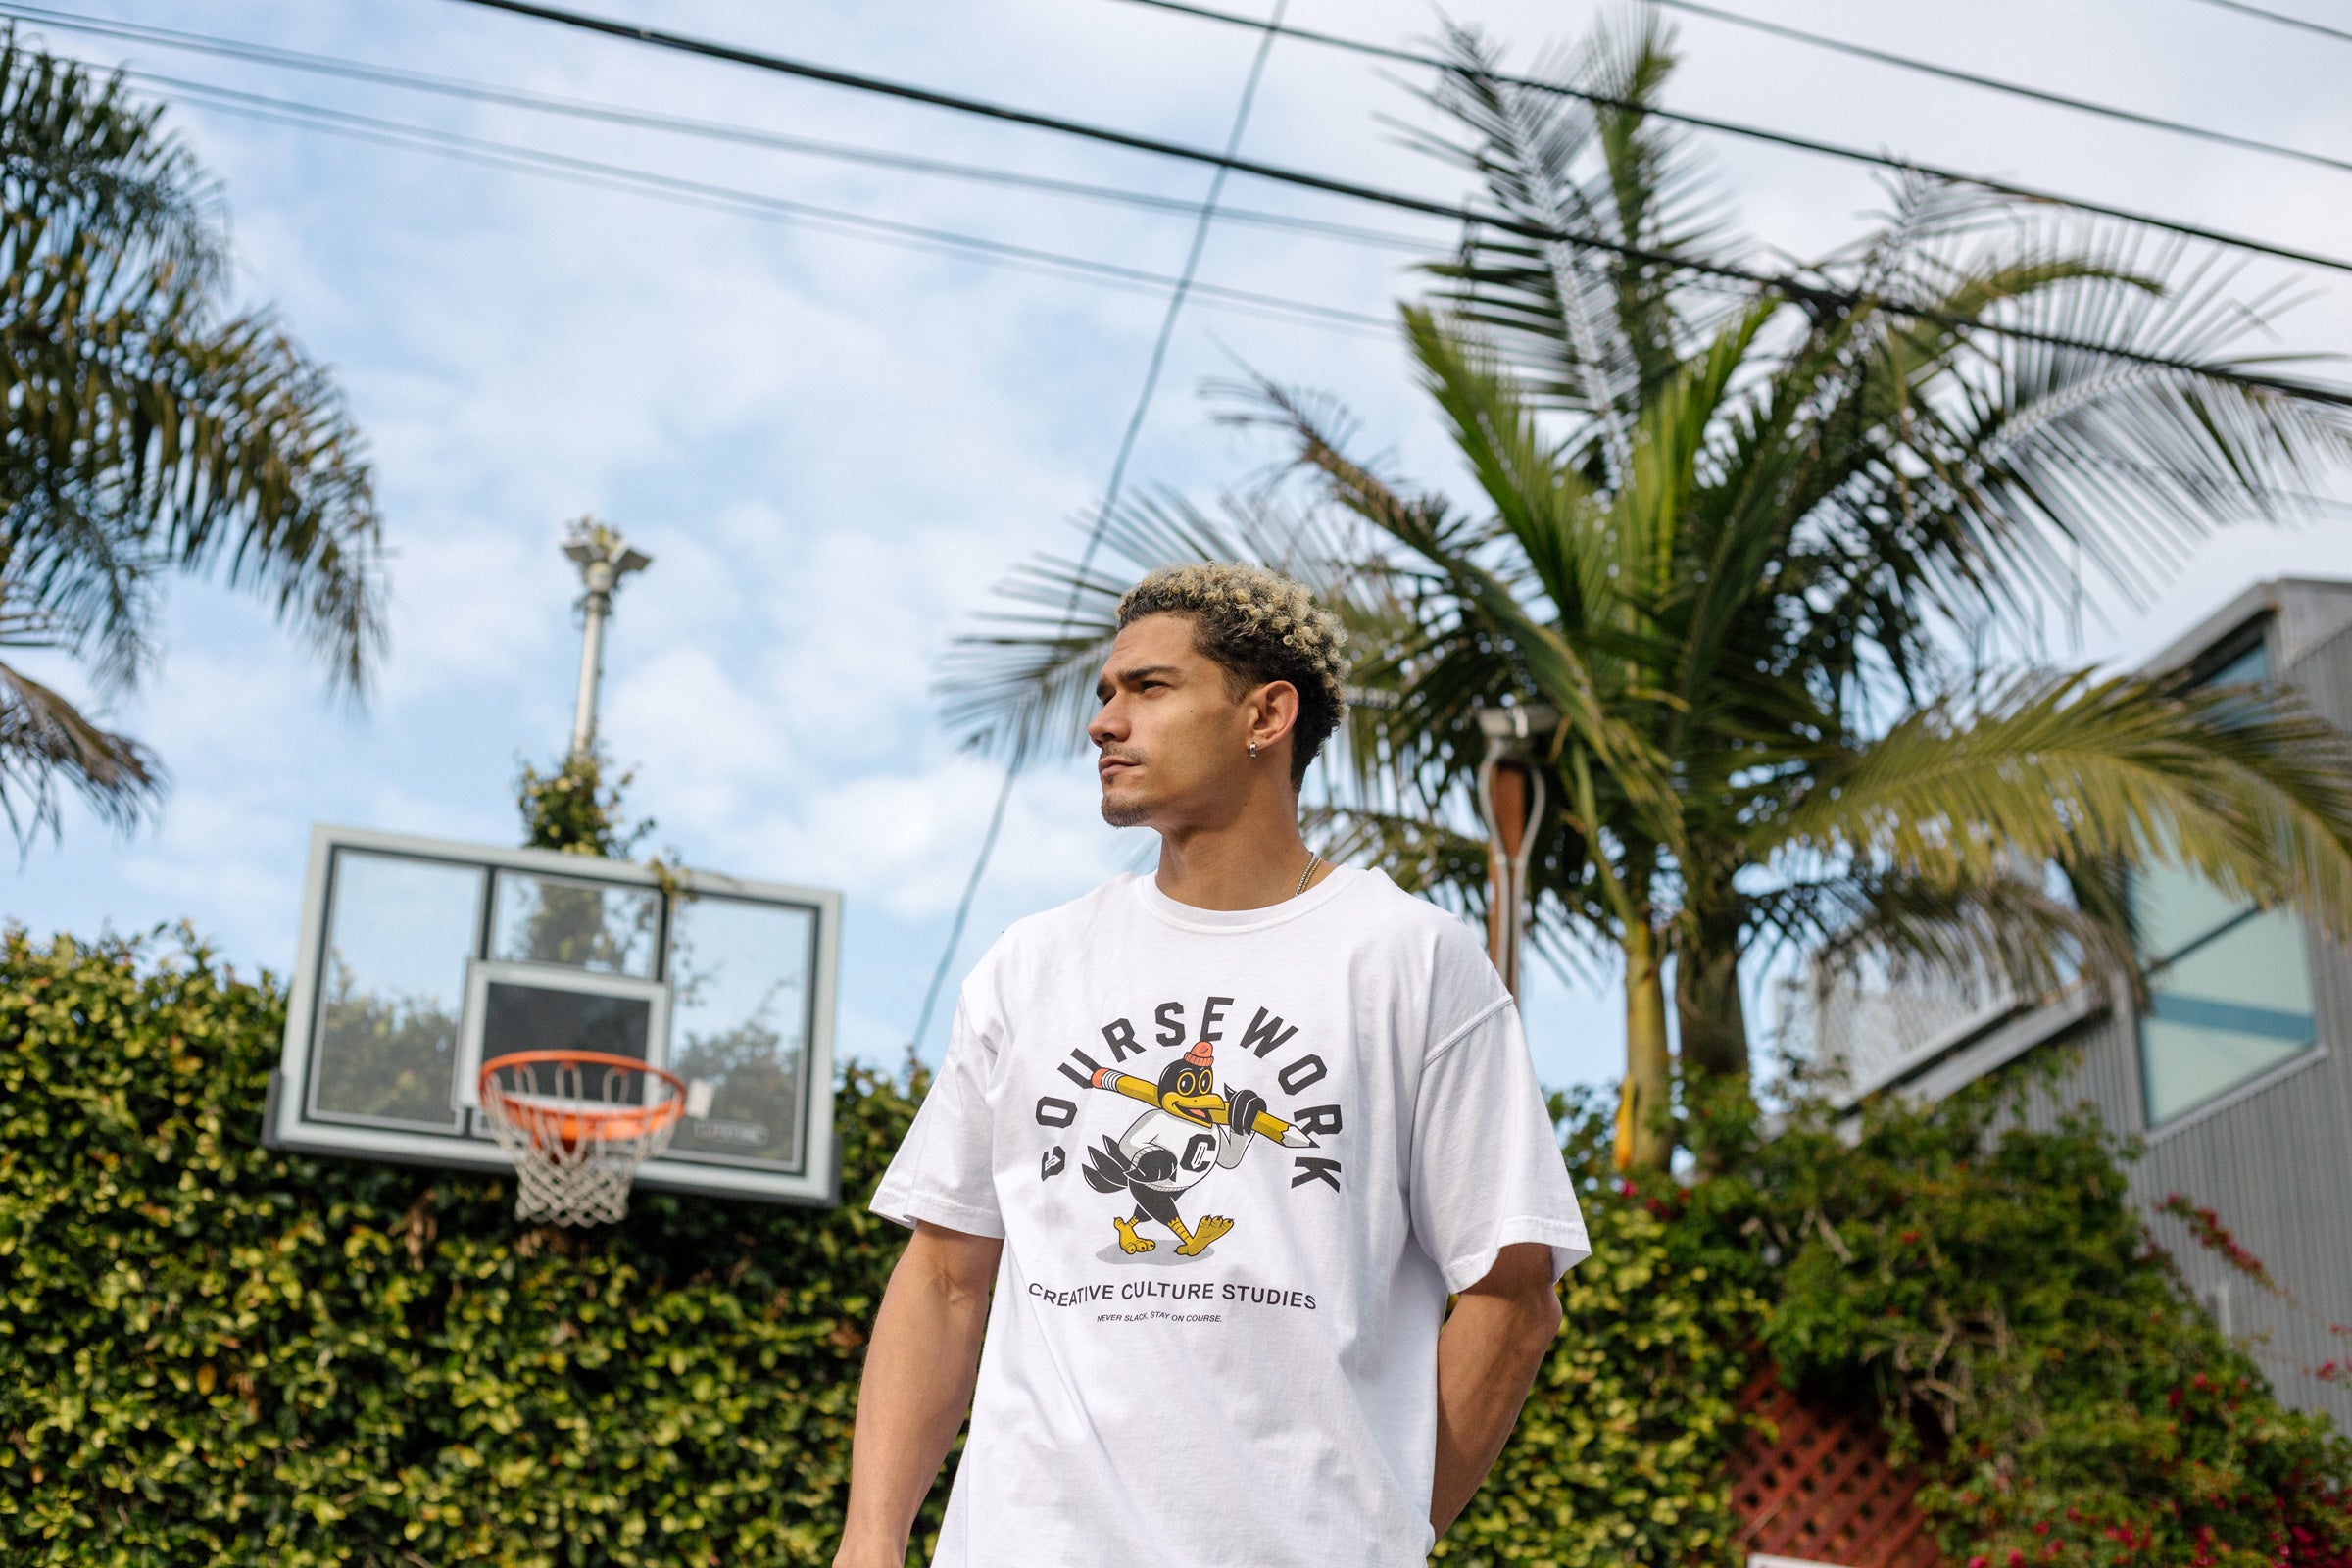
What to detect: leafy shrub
<box><xmin>1740</xmin><ymin>1086</ymin><xmax>2352</xmax><ymax>1567</ymax></box>
<box><xmin>0</xmin><ymin>928</ymin><xmax>938</xmax><ymax>1566</ymax></box>
<box><xmin>1446</xmin><ymin>1080</ymin><xmax>2352</xmax><ymax>1568</ymax></box>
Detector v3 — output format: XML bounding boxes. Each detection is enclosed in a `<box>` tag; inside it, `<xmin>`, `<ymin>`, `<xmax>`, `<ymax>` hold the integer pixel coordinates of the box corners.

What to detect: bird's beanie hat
<box><xmin>1184</xmin><ymin>1039</ymin><xmax>1214</xmax><ymax>1067</ymax></box>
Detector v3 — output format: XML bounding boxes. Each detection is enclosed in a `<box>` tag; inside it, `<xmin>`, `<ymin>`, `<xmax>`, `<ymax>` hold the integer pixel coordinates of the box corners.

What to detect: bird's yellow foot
<box><xmin>1114</xmin><ymin>1215</ymin><xmax>1155</xmax><ymax>1254</ymax></box>
<box><xmin>1174</xmin><ymin>1215</ymin><xmax>1233</xmax><ymax>1256</ymax></box>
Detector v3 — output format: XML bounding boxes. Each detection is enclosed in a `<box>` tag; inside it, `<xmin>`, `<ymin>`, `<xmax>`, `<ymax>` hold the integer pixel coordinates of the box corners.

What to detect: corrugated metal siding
<box><xmin>1995</xmin><ymin>611</ymin><xmax>2352</xmax><ymax>1431</ymax></box>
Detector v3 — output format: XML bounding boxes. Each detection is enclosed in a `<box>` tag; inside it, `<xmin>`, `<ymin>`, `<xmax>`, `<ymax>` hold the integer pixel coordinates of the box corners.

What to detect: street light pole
<box><xmin>562</xmin><ymin>519</ymin><xmax>652</xmax><ymax>758</ymax></box>
<box><xmin>1475</xmin><ymin>703</ymin><xmax>1557</xmax><ymax>999</ymax></box>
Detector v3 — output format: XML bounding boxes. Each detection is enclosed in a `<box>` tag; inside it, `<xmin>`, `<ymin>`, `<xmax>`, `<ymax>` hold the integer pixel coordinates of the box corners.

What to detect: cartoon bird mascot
<box><xmin>1082</xmin><ymin>1039</ymin><xmax>1265</xmax><ymax>1256</ymax></box>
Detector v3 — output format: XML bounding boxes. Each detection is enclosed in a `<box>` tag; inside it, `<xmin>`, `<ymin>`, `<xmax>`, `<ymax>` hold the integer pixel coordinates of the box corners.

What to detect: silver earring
<box><xmin>1249</xmin><ymin>740</ymin><xmax>1259</xmax><ymax>758</ymax></box>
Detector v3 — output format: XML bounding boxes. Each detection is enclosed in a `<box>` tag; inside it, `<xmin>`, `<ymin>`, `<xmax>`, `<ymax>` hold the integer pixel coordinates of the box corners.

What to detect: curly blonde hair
<box><xmin>1115</xmin><ymin>562</ymin><xmax>1348</xmax><ymax>785</ymax></box>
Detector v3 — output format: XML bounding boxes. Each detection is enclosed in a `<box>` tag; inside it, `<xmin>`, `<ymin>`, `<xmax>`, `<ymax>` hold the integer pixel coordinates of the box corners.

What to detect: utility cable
<box><xmin>103</xmin><ymin>65</ymin><xmax>1394</xmax><ymax>335</ymax></box>
<box><xmin>20</xmin><ymin>2</ymin><xmax>2349</xmax><ymax>279</ymax></box>
<box><xmin>0</xmin><ymin>2</ymin><xmax>1442</xmax><ymax>257</ymax></box>
<box><xmin>430</xmin><ymin>0</ymin><xmax>2352</xmax><ymax>409</ymax></box>
<box><xmin>2180</xmin><ymin>0</ymin><xmax>2352</xmax><ymax>45</ymax></box>
<box><xmin>1645</xmin><ymin>0</ymin><xmax>2352</xmax><ymax>179</ymax></box>
<box><xmin>1106</xmin><ymin>0</ymin><xmax>2352</xmax><ymax>281</ymax></box>
<box><xmin>909</xmin><ymin>1</ymin><xmax>1291</xmax><ymax>1054</ymax></box>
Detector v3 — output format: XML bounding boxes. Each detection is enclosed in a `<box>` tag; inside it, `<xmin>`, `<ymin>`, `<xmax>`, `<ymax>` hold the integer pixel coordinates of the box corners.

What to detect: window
<box><xmin>664</xmin><ymin>895</ymin><xmax>816</xmax><ymax>1167</ymax></box>
<box><xmin>2133</xmin><ymin>633</ymin><xmax>2320</xmax><ymax>1127</ymax></box>
<box><xmin>310</xmin><ymin>850</ymin><xmax>482</xmax><ymax>1130</ymax></box>
<box><xmin>489</xmin><ymin>869</ymin><xmax>662</xmax><ymax>975</ymax></box>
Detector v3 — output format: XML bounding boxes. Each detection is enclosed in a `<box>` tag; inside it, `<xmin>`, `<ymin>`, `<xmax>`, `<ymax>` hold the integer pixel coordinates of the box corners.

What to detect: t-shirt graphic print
<box><xmin>1081</xmin><ymin>1033</ymin><xmax>1268</xmax><ymax>1257</ymax></box>
<box><xmin>872</xmin><ymin>867</ymin><xmax>1590</xmax><ymax>1568</ymax></box>
<box><xmin>1068</xmin><ymin>987</ymin><xmax>1340</xmax><ymax>1265</ymax></box>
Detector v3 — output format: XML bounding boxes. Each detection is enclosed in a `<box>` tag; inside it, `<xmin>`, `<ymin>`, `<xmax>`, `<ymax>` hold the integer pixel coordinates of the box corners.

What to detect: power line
<box><xmin>0</xmin><ymin>1</ymin><xmax>1444</xmax><ymax>258</ymax></box>
<box><xmin>1646</xmin><ymin>0</ymin><xmax>2352</xmax><ymax>180</ymax></box>
<box><xmin>1106</xmin><ymin>0</ymin><xmax>2352</xmax><ymax>280</ymax></box>
<box><xmin>28</xmin><ymin>2</ymin><xmax>2350</xmax><ymax>283</ymax></box>
<box><xmin>2180</xmin><ymin>0</ymin><xmax>2352</xmax><ymax>45</ymax></box>
<box><xmin>92</xmin><ymin>65</ymin><xmax>1395</xmax><ymax>335</ymax></box>
<box><xmin>910</xmin><ymin>2</ymin><xmax>1293</xmax><ymax>1053</ymax></box>
<box><xmin>431</xmin><ymin>0</ymin><xmax>2352</xmax><ymax>409</ymax></box>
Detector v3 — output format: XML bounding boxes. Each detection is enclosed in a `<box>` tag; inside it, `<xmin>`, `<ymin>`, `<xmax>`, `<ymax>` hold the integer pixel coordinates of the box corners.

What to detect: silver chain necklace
<box><xmin>1294</xmin><ymin>853</ymin><xmax>1323</xmax><ymax>899</ymax></box>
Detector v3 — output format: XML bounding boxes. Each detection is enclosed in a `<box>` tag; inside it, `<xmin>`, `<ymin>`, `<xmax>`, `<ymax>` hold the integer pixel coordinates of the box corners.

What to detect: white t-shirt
<box><xmin>871</xmin><ymin>866</ymin><xmax>1590</xmax><ymax>1568</ymax></box>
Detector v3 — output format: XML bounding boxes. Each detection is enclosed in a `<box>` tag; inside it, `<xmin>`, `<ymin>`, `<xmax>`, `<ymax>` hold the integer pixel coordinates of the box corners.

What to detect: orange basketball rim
<box><xmin>478</xmin><ymin>1050</ymin><xmax>687</xmax><ymax>1146</ymax></box>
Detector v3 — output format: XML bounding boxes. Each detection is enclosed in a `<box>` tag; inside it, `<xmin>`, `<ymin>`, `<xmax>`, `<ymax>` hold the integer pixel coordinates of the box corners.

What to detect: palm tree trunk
<box><xmin>1676</xmin><ymin>924</ymin><xmax>1751</xmax><ymax>1097</ymax></box>
<box><xmin>1615</xmin><ymin>918</ymin><xmax>1675</xmax><ymax>1172</ymax></box>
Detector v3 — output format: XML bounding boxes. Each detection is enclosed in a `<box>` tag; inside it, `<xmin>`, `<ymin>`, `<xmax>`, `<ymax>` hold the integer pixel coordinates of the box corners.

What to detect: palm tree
<box><xmin>0</xmin><ymin>39</ymin><xmax>383</xmax><ymax>844</ymax></box>
<box><xmin>939</xmin><ymin>15</ymin><xmax>2352</xmax><ymax>1169</ymax></box>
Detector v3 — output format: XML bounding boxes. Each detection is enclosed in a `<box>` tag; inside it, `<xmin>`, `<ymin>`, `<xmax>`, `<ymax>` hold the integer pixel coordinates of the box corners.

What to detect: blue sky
<box><xmin>10</xmin><ymin>0</ymin><xmax>2352</xmax><ymax>1092</ymax></box>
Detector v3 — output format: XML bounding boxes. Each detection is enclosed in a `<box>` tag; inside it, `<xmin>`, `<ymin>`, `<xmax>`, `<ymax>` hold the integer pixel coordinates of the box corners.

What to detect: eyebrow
<box><xmin>1096</xmin><ymin>663</ymin><xmax>1181</xmax><ymax>700</ymax></box>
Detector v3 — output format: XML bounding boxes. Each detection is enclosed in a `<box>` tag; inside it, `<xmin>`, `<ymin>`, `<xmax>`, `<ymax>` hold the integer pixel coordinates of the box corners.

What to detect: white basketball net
<box><xmin>478</xmin><ymin>1054</ymin><xmax>683</xmax><ymax>1227</ymax></box>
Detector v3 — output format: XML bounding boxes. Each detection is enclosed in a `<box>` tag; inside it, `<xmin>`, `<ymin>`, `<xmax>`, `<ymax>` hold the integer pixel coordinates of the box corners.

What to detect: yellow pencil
<box><xmin>1088</xmin><ymin>1067</ymin><xmax>1318</xmax><ymax>1149</ymax></box>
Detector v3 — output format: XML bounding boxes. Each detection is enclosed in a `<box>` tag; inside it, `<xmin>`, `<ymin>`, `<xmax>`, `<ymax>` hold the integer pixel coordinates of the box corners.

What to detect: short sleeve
<box><xmin>869</xmin><ymin>990</ymin><xmax>1005</xmax><ymax>1239</ymax></box>
<box><xmin>1409</xmin><ymin>999</ymin><xmax>1591</xmax><ymax>1292</ymax></box>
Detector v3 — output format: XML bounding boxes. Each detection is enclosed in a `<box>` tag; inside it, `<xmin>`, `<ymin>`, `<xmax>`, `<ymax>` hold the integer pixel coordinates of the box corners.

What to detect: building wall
<box><xmin>1957</xmin><ymin>583</ymin><xmax>2352</xmax><ymax>1430</ymax></box>
<box><xmin>2015</xmin><ymin>1008</ymin><xmax>2352</xmax><ymax>1429</ymax></box>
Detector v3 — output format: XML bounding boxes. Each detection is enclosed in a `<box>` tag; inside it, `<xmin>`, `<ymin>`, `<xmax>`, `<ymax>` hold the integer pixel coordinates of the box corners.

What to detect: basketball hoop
<box><xmin>477</xmin><ymin>1051</ymin><xmax>686</xmax><ymax>1226</ymax></box>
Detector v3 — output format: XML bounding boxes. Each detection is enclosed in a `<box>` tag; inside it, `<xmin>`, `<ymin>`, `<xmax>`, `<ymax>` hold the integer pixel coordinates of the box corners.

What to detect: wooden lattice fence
<box><xmin>1728</xmin><ymin>1363</ymin><xmax>1941</xmax><ymax>1568</ymax></box>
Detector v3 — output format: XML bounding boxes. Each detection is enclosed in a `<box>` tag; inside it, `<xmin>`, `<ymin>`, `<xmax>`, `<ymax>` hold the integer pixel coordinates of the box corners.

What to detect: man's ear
<box><xmin>1246</xmin><ymin>680</ymin><xmax>1301</xmax><ymax>749</ymax></box>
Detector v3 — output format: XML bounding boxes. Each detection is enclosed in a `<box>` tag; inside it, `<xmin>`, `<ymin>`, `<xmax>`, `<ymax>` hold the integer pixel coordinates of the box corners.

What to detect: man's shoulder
<box><xmin>950</xmin><ymin>878</ymin><xmax>1131</xmax><ymax>1035</ymax></box>
<box><xmin>1338</xmin><ymin>869</ymin><xmax>1491</xmax><ymax>959</ymax></box>
<box><xmin>963</xmin><ymin>875</ymin><xmax>1134</xmax><ymax>984</ymax></box>
<box><xmin>1332</xmin><ymin>871</ymin><xmax>1512</xmax><ymax>1036</ymax></box>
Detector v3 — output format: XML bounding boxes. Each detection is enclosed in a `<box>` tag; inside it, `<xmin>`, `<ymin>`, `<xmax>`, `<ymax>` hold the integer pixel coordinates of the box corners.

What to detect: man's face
<box><xmin>1089</xmin><ymin>612</ymin><xmax>1262</xmax><ymax>830</ymax></box>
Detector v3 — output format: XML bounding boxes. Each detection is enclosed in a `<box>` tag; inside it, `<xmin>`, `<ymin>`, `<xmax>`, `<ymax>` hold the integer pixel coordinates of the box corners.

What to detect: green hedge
<box><xmin>0</xmin><ymin>929</ymin><xmax>930</xmax><ymax>1566</ymax></box>
<box><xmin>6</xmin><ymin>927</ymin><xmax>2349</xmax><ymax>1566</ymax></box>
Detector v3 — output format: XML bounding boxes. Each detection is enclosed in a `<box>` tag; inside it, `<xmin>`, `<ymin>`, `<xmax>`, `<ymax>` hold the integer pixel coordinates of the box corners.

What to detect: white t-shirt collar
<box><xmin>1124</xmin><ymin>863</ymin><xmax>1371</xmax><ymax>934</ymax></box>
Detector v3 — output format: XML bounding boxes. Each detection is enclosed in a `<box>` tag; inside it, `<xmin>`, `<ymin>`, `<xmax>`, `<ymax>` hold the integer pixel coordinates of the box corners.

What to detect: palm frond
<box><xmin>1770</xmin><ymin>866</ymin><xmax>2134</xmax><ymax>1007</ymax></box>
<box><xmin>1306</xmin><ymin>803</ymin><xmax>1488</xmax><ymax>906</ymax></box>
<box><xmin>934</xmin><ymin>489</ymin><xmax>1373</xmax><ymax>762</ymax></box>
<box><xmin>1228</xmin><ymin>366</ymin><xmax>1680</xmax><ymax>833</ymax></box>
<box><xmin>1942</xmin><ymin>242</ymin><xmax>2352</xmax><ymax>610</ymax></box>
<box><xmin>1307</xmin><ymin>799</ymin><xmax>1612</xmax><ymax>985</ymax></box>
<box><xmin>1770</xmin><ymin>667</ymin><xmax>2352</xmax><ymax>944</ymax></box>
<box><xmin>0</xmin><ymin>655</ymin><xmax>163</xmax><ymax>846</ymax></box>
<box><xmin>1396</xmin><ymin>307</ymin><xmax>1610</xmax><ymax>631</ymax></box>
<box><xmin>0</xmin><ymin>36</ymin><xmax>384</xmax><ymax>699</ymax></box>
<box><xmin>1406</xmin><ymin>11</ymin><xmax>1734</xmax><ymax>445</ymax></box>
<box><xmin>1809</xmin><ymin>195</ymin><xmax>2352</xmax><ymax>635</ymax></box>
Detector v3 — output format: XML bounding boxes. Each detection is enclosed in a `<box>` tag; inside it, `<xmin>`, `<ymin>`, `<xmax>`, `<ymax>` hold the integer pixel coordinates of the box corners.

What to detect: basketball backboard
<box><xmin>266</xmin><ymin>823</ymin><xmax>842</xmax><ymax>1205</ymax></box>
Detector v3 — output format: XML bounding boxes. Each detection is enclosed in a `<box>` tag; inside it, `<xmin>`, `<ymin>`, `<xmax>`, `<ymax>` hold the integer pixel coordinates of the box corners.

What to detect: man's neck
<box><xmin>1152</xmin><ymin>790</ymin><xmax>1317</xmax><ymax>912</ymax></box>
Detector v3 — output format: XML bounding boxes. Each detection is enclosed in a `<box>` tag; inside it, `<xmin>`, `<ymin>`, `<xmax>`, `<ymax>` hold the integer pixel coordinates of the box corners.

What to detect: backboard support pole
<box><xmin>562</xmin><ymin>519</ymin><xmax>652</xmax><ymax>757</ymax></box>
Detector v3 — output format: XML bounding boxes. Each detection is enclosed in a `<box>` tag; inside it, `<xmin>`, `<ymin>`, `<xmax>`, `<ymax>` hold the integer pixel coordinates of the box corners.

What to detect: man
<box><xmin>839</xmin><ymin>564</ymin><xmax>1589</xmax><ymax>1568</ymax></box>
